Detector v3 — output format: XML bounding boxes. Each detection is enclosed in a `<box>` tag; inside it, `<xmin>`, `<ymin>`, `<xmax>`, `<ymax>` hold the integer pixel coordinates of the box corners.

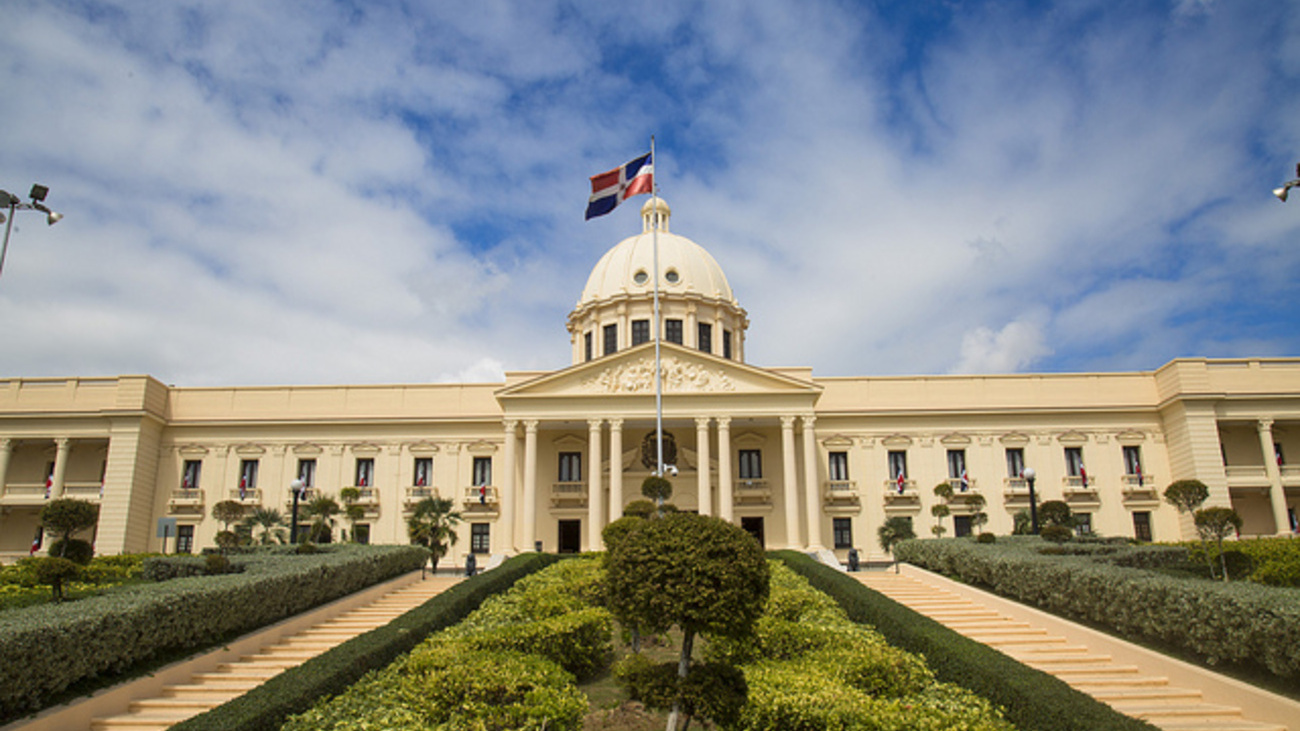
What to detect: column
<box><xmin>696</xmin><ymin>417</ymin><xmax>712</xmax><ymax>516</ymax></box>
<box><xmin>522</xmin><ymin>420</ymin><xmax>539</xmax><ymax>551</ymax></box>
<box><xmin>781</xmin><ymin>416</ymin><xmax>801</xmax><ymax>548</ymax></box>
<box><xmin>500</xmin><ymin>420</ymin><xmax>518</xmax><ymax>553</ymax></box>
<box><xmin>608</xmin><ymin>419</ymin><xmax>624</xmax><ymax>521</ymax></box>
<box><xmin>1257</xmin><ymin>419</ymin><xmax>1291</xmax><ymax>535</ymax></box>
<box><xmin>588</xmin><ymin>419</ymin><xmax>604</xmax><ymax>549</ymax></box>
<box><xmin>0</xmin><ymin>438</ymin><xmax>12</xmax><ymax>496</ymax></box>
<box><xmin>802</xmin><ymin>415</ymin><xmax>823</xmax><ymax>549</ymax></box>
<box><xmin>717</xmin><ymin>418</ymin><xmax>734</xmax><ymax>522</ymax></box>
<box><xmin>51</xmin><ymin>438</ymin><xmax>71</xmax><ymax>498</ymax></box>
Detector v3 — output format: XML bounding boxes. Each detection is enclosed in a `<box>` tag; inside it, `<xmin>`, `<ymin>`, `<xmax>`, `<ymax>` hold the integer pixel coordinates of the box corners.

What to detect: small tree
<box><xmin>1012</xmin><ymin>509</ymin><xmax>1032</xmax><ymax>535</ymax></box>
<box><xmin>304</xmin><ymin>495</ymin><xmax>342</xmax><ymax>543</ymax></box>
<box><xmin>38</xmin><ymin>499</ymin><xmax>99</xmax><ymax>558</ymax></box>
<box><xmin>933</xmin><ymin>481</ymin><xmax>954</xmax><ymax>502</ymax></box>
<box><xmin>605</xmin><ymin>513</ymin><xmax>769</xmax><ymax>731</ymax></box>
<box><xmin>28</xmin><ymin>557</ymin><xmax>82</xmax><ymax>602</ymax></box>
<box><xmin>407</xmin><ymin>496</ymin><xmax>462</xmax><ymax>572</ymax></box>
<box><xmin>1164</xmin><ymin>479</ymin><xmax>1213</xmax><ymax>575</ymax></box>
<box><xmin>242</xmin><ymin>507</ymin><xmax>287</xmax><ymax>545</ymax></box>
<box><xmin>878</xmin><ymin>516</ymin><xmax>916</xmax><ymax>573</ymax></box>
<box><xmin>1195</xmin><ymin>507</ymin><xmax>1243</xmax><ymax>581</ymax></box>
<box><xmin>340</xmin><ymin>487</ymin><xmax>365</xmax><ymax>542</ymax></box>
<box><xmin>930</xmin><ymin>503</ymin><xmax>950</xmax><ymax>537</ymax></box>
<box><xmin>211</xmin><ymin>500</ymin><xmax>247</xmax><ymax>551</ymax></box>
<box><xmin>1038</xmin><ymin>500</ymin><xmax>1073</xmax><ymax>528</ymax></box>
<box><xmin>641</xmin><ymin>475</ymin><xmax>673</xmax><ymax>517</ymax></box>
<box><xmin>623</xmin><ymin>499</ymin><xmax>656</xmax><ymax>519</ymax></box>
<box><xmin>966</xmin><ymin>493</ymin><xmax>989</xmax><ymax>535</ymax></box>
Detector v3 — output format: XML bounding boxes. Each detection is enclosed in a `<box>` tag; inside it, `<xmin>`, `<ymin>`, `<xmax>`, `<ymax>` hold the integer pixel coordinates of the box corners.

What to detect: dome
<box><xmin>576</xmin><ymin>198</ymin><xmax>737</xmax><ymax>308</ymax></box>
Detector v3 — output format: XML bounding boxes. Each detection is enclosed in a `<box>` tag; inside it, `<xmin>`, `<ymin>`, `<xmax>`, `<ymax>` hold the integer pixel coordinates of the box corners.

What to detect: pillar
<box><xmin>51</xmin><ymin>438</ymin><xmax>71</xmax><ymax>498</ymax></box>
<box><xmin>609</xmin><ymin>419</ymin><xmax>624</xmax><ymax>522</ymax></box>
<box><xmin>0</xmin><ymin>438</ymin><xmax>11</xmax><ymax>496</ymax></box>
<box><xmin>781</xmin><ymin>416</ymin><xmax>800</xmax><ymax>548</ymax></box>
<box><xmin>588</xmin><ymin>419</ymin><xmax>604</xmax><ymax>549</ymax></box>
<box><xmin>696</xmin><ymin>417</ymin><xmax>712</xmax><ymax>516</ymax></box>
<box><xmin>522</xmin><ymin>420</ymin><xmax>539</xmax><ymax>551</ymax></box>
<box><xmin>802</xmin><ymin>415</ymin><xmax>823</xmax><ymax>549</ymax></box>
<box><xmin>1257</xmin><ymin>418</ymin><xmax>1291</xmax><ymax>535</ymax></box>
<box><xmin>717</xmin><ymin>418</ymin><xmax>733</xmax><ymax>522</ymax></box>
<box><xmin>500</xmin><ymin>420</ymin><xmax>518</xmax><ymax>553</ymax></box>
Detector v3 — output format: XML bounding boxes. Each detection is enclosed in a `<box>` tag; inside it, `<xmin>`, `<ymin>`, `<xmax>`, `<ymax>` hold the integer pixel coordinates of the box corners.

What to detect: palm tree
<box><xmin>305</xmin><ymin>495</ymin><xmax>342</xmax><ymax>543</ymax></box>
<box><xmin>242</xmin><ymin>507</ymin><xmax>288</xmax><ymax>545</ymax></box>
<box><xmin>878</xmin><ymin>516</ymin><xmax>916</xmax><ymax>574</ymax></box>
<box><xmin>407</xmin><ymin>496</ymin><xmax>462</xmax><ymax>572</ymax></box>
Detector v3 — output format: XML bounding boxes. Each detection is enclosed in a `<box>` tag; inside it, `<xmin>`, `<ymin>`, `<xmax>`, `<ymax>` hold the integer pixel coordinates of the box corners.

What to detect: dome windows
<box><xmin>665</xmin><ymin>269</ymin><xmax>680</xmax><ymax>284</ymax></box>
<box><xmin>633</xmin><ymin>270</ymin><xmax>649</xmax><ymax>285</ymax></box>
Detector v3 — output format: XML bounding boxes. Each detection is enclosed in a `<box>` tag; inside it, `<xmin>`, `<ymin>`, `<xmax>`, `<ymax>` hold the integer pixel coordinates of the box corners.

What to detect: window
<box><xmin>665</xmin><ymin>319</ymin><xmax>683</xmax><ymax>344</ymax></box>
<box><xmin>352</xmin><ymin>524</ymin><xmax>371</xmax><ymax>544</ymax></box>
<box><xmin>697</xmin><ymin>322</ymin><xmax>712</xmax><ymax>353</ymax></box>
<box><xmin>953</xmin><ymin>515</ymin><xmax>973</xmax><ymax>538</ymax></box>
<box><xmin>558</xmin><ymin>452</ymin><xmax>582</xmax><ymax>482</ymax></box>
<box><xmin>1064</xmin><ymin>447</ymin><xmax>1085</xmax><ymax>477</ymax></box>
<box><xmin>947</xmin><ymin>450</ymin><xmax>966</xmax><ymax>479</ymax></box>
<box><xmin>239</xmin><ymin>460</ymin><xmax>259</xmax><ymax>491</ymax></box>
<box><xmin>738</xmin><ymin>449</ymin><xmax>762</xmax><ymax>480</ymax></box>
<box><xmin>584</xmin><ymin>332</ymin><xmax>593</xmax><ymax>362</ymax></box>
<box><xmin>603</xmin><ymin>324</ymin><xmax>618</xmax><ymax>356</ymax></box>
<box><xmin>472</xmin><ymin>456</ymin><xmax>492</xmax><ymax>486</ymax></box>
<box><xmin>722</xmin><ymin>330</ymin><xmax>733</xmax><ymax>359</ymax></box>
<box><xmin>1122</xmin><ymin>446</ymin><xmax>1142</xmax><ymax>475</ymax></box>
<box><xmin>176</xmin><ymin>525</ymin><xmax>194</xmax><ymax>554</ymax></box>
<box><xmin>832</xmin><ymin>518</ymin><xmax>853</xmax><ymax>549</ymax></box>
<box><xmin>471</xmin><ymin>523</ymin><xmax>491</xmax><ymax>554</ymax></box>
<box><xmin>888</xmin><ymin>451</ymin><xmax>908</xmax><ymax>480</ymax></box>
<box><xmin>355</xmin><ymin>458</ymin><xmax>374</xmax><ymax>488</ymax></box>
<box><xmin>181</xmin><ymin>460</ymin><xmax>202</xmax><ymax>490</ymax></box>
<box><xmin>297</xmin><ymin>458</ymin><xmax>316</xmax><ymax>488</ymax></box>
<box><xmin>1006</xmin><ymin>448</ymin><xmax>1025</xmax><ymax>477</ymax></box>
<box><xmin>1074</xmin><ymin>513</ymin><xmax>1092</xmax><ymax>536</ymax></box>
<box><xmin>828</xmin><ymin>452</ymin><xmax>849</xmax><ymax>481</ymax></box>
<box><xmin>413</xmin><ymin>457</ymin><xmax>433</xmax><ymax>487</ymax></box>
<box><xmin>1132</xmin><ymin>511</ymin><xmax>1152</xmax><ymax>542</ymax></box>
<box><xmin>632</xmin><ymin>319</ymin><xmax>650</xmax><ymax>346</ymax></box>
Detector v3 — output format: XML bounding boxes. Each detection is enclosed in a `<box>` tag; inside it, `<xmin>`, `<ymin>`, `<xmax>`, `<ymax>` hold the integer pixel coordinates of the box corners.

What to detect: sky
<box><xmin>1</xmin><ymin>0</ymin><xmax>1297</xmax><ymax>387</ymax></box>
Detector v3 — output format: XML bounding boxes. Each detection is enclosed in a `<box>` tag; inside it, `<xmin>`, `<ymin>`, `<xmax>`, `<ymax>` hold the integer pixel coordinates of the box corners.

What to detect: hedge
<box><xmin>173</xmin><ymin>552</ymin><xmax>560</xmax><ymax>731</ymax></box>
<box><xmin>893</xmin><ymin>537</ymin><xmax>1300</xmax><ymax>679</ymax></box>
<box><xmin>773</xmin><ymin>551</ymin><xmax>1159</xmax><ymax>731</ymax></box>
<box><xmin>0</xmin><ymin>544</ymin><xmax>428</xmax><ymax>721</ymax></box>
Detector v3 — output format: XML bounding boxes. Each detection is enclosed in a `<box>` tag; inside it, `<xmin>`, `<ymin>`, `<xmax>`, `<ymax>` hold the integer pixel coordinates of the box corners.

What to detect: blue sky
<box><xmin>1</xmin><ymin>0</ymin><xmax>1297</xmax><ymax>386</ymax></box>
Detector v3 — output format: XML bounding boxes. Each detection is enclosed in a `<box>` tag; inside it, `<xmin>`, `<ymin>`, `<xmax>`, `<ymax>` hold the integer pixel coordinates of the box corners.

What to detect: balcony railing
<box><xmin>404</xmin><ymin>486</ymin><xmax>438</xmax><ymax>507</ymax></box>
<box><xmin>883</xmin><ymin>479</ymin><xmax>918</xmax><ymax>502</ymax></box>
<box><xmin>734</xmin><ymin>479</ymin><xmax>771</xmax><ymax>504</ymax></box>
<box><xmin>168</xmin><ymin>489</ymin><xmax>205</xmax><ymax>512</ymax></box>
<box><xmin>550</xmin><ymin>482</ymin><xmax>587</xmax><ymax>508</ymax></box>
<box><xmin>823</xmin><ymin>480</ymin><xmax>859</xmax><ymax>505</ymax></box>
<box><xmin>227</xmin><ymin>489</ymin><xmax>263</xmax><ymax>505</ymax></box>
<box><xmin>63</xmin><ymin>482</ymin><xmax>103</xmax><ymax>499</ymax></box>
<box><xmin>945</xmin><ymin>477</ymin><xmax>979</xmax><ymax>493</ymax></box>
<box><xmin>464</xmin><ymin>485</ymin><xmax>500</xmax><ymax>509</ymax></box>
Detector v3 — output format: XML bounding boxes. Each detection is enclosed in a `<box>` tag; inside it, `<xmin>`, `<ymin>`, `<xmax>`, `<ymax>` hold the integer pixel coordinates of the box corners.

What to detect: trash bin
<box><xmin>848</xmin><ymin>548</ymin><xmax>860</xmax><ymax>572</ymax></box>
<box><xmin>465</xmin><ymin>553</ymin><xmax>477</xmax><ymax>577</ymax></box>
<box><xmin>535</xmin><ymin>540</ymin><xmax>543</xmax><ymax>553</ymax></box>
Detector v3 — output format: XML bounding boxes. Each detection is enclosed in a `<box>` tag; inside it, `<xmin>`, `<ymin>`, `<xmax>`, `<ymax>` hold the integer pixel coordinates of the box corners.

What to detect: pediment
<box><xmin>1057</xmin><ymin>431</ymin><xmax>1089</xmax><ymax>446</ymax></box>
<box><xmin>497</xmin><ymin>342</ymin><xmax>820</xmax><ymax>401</ymax></box>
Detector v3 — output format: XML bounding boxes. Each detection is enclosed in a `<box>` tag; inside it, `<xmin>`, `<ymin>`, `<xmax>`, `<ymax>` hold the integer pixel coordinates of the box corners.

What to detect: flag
<box><xmin>960</xmin><ymin>469</ymin><xmax>970</xmax><ymax>492</ymax></box>
<box><xmin>44</xmin><ymin>474</ymin><xmax>52</xmax><ymax>500</ymax></box>
<box><xmin>1079</xmin><ymin>465</ymin><xmax>1088</xmax><ymax>488</ymax></box>
<box><xmin>416</xmin><ymin>472</ymin><xmax>426</xmax><ymax>487</ymax></box>
<box><xmin>359</xmin><ymin>473</ymin><xmax>368</xmax><ymax>488</ymax></box>
<box><xmin>896</xmin><ymin>471</ymin><xmax>905</xmax><ymax>494</ymax></box>
<box><xmin>29</xmin><ymin>528</ymin><xmax>42</xmax><ymax>556</ymax></box>
<box><xmin>479</xmin><ymin>485</ymin><xmax>487</xmax><ymax>504</ymax></box>
<box><xmin>1134</xmin><ymin>462</ymin><xmax>1143</xmax><ymax>485</ymax></box>
<box><xmin>239</xmin><ymin>476</ymin><xmax>247</xmax><ymax>500</ymax></box>
<box><xmin>585</xmin><ymin>152</ymin><xmax>653</xmax><ymax>220</ymax></box>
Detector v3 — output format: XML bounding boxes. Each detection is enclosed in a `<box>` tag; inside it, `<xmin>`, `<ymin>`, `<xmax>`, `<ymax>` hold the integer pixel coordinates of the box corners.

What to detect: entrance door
<box><xmin>953</xmin><ymin>515</ymin><xmax>972</xmax><ymax>538</ymax></box>
<box><xmin>741</xmin><ymin>517</ymin><xmax>765</xmax><ymax>548</ymax></box>
<box><xmin>557</xmin><ymin>520</ymin><xmax>582</xmax><ymax>553</ymax></box>
<box><xmin>1132</xmin><ymin>511</ymin><xmax>1152</xmax><ymax>542</ymax></box>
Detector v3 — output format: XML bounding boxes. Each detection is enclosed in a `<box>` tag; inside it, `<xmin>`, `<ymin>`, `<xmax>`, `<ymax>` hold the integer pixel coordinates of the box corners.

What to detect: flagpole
<box><xmin>651</xmin><ymin>135</ymin><xmax>664</xmax><ymax>479</ymax></box>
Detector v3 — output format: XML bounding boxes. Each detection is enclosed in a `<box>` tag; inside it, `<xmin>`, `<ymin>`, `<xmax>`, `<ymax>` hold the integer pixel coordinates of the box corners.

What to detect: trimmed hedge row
<box><xmin>172</xmin><ymin>552</ymin><xmax>561</xmax><ymax>731</ymax></box>
<box><xmin>773</xmin><ymin>551</ymin><xmax>1159</xmax><ymax>731</ymax></box>
<box><xmin>0</xmin><ymin>545</ymin><xmax>428</xmax><ymax>721</ymax></box>
<box><xmin>893</xmin><ymin>537</ymin><xmax>1300</xmax><ymax>678</ymax></box>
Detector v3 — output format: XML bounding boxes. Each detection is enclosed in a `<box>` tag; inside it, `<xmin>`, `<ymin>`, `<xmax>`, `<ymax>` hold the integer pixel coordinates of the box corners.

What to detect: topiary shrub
<box><xmin>295</xmin><ymin>542</ymin><xmax>319</xmax><ymax>554</ymax></box>
<box><xmin>47</xmin><ymin>539</ymin><xmax>94</xmax><ymax>565</ymax></box>
<box><xmin>976</xmin><ymin>532</ymin><xmax>997</xmax><ymax>544</ymax></box>
<box><xmin>1040</xmin><ymin>525</ymin><xmax>1073</xmax><ymax>544</ymax></box>
<box><xmin>1038</xmin><ymin>501</ymin><xmax>1073</xmax><ymax>527</ymax></box>
<box><xmin>28</xmin><ymin>557</ymin><xmax>82</xmax><ymax>602</ymax></box>
<box><xmin>623</xmin><ymin>499</ymin><xmax>656</xmax><ymax>519</ymax></box>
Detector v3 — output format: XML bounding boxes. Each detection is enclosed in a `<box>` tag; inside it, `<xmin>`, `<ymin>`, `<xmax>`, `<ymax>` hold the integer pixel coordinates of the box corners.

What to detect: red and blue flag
<box><xmin>585</xmin><ymin>152</ymin><xmax>653</xmax><ymax>220</ymax></box>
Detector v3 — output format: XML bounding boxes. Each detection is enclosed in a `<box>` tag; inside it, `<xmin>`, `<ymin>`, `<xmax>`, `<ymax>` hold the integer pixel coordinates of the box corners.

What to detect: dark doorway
<box><xmin>557</xmin><ymin>520</ymin><xmax>582</xmax><ymax>553</ymax></box>
<box><xmin>953</xmin><ymin>515</ymin><xmax>972</xmax><ymax>538</ymax></box>
<box><xmin>741</xmin><ymin>517</ymin><xmax>765</xmax><ymax>548</ymax></box>
<box><xmin>1132</xmin><ymin>511</ymin><xmax>1152</xmax><ymax>542</ymax></box>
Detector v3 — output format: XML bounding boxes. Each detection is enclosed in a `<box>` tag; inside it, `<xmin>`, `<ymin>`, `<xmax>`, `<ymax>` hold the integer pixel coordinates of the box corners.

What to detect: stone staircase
<box><xmin>856</xmin><ymin>570</ymin><xmax>1292</xmax><ymax>731</ymax></box>
<box><xmin>87</xmin><ymin>576</ymin><xmax>461</xmax><ymax>731</ymax></box>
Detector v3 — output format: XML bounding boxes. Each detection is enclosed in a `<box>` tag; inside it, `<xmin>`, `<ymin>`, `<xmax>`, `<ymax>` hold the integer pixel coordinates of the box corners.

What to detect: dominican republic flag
<box><xmin>585</xmin><ymin>152</ymin><xmax>653</xmax><ymax>220</ymax></box>
<box><xmin>479</xmin><ymin>485</ymin><xmax>487</xmax><ymax>504</ymax></box>
<box><xmin>416</xmin><ymin>472</ymin><xmax>426</xmax><ymax>487</ymax></box>
<box><xmin>29</xmin><ymin>528</ymin><xmax>42</xmax><ymax>556</ymax></box>
<box><xmin>1079</xmin><ymin>465</ymin><xmax>1088</xmax><ymax>488</ymax></box>
<box><xmin>896</xmin><ymin>472</ymin><xmax>906</xmax><ymax>494</ymax></box>
<box><xmin>1134</xmin><ymin>463</ymin><xmax>1143</xmax><ymax>484</ymax></box>
<box><xmin>239</xmin><ymin>476</ymin><xmax>247</xmax><ymax>500</ymax></box>
<box><xmin>44</xmin><ymin>475</ymin><xmax>52</xmax><ymax>500</ymax></box>
<box><xmin>959</xmin><ymin>470</ymin><xmax>970</xmax><ymax>492</ymax></box>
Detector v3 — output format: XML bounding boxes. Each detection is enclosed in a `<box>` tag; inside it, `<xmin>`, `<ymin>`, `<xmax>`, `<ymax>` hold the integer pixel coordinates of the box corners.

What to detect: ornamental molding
<box><xmin>581</xmin><ymin>355</ymin><xmax>735</xmax><ymax>393</ymax></box>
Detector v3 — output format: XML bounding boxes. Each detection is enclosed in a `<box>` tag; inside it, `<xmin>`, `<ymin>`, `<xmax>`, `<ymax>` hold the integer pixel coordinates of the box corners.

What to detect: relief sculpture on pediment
<box><xmin>581</xmin><ymin>356</ymin><xmax>735</xmax><ymax>393</ymax></box>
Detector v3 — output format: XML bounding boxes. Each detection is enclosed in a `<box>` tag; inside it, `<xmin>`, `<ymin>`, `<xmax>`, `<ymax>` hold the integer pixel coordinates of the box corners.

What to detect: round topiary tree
<box><xmin>1038</xmin><ymin>500</ymin><xmax>1073</xmax><ymax>528</ymax></box>
<box><xmin>930</xmin><ymin>503</ymin><xmax>950</xmax><ymax>537</ymax></box>
<box><xmin>38</xmin><ymin>499</ymin><xmax>99</xmax><ymax>558</ymax></box>
<box><xmin>1195</xmin><ymin>506</ymin><xmax>1244</xmax><ymax>581</ymax></box>
<box><xmin>878</xmin><ymin>516</ymin><xmax>916</xmax><ymax>574</ymax></box>
<box><xmin>27</xmin><ymin>556</ymin><xmax>82</xmax><ymax>602</ymax></box>
<box><xmin>1164</xmin><ymin>479</ymin><xmax>1210</xmax><ymax>515</ymax></box>
<box><xmin>606</xmin><ymin>512</ymin><xmax>769</xmax><ymax>731</ymax></box>
<box><xmin>623</xmin><ymin>499</ymin><xmax>656</xmax><ymax>519</ymax></box>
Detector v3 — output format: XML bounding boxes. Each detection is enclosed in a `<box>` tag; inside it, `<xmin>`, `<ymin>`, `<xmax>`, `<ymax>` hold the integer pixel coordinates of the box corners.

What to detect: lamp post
<box><xmin>1022</xmin><ymin>467</ymin><xmax>1039</xmax><ymax>534</ymax></box>
<box><xmin>1</xmin><ymin>184</ymin><xmax>63</xmax><ymax>281</ymax></box>
<box><xmin>289</xmin><ymin>478</ymin><xmax>304</xmax><ymax>544</ymax></box>
<box><xmin>1274</xmin><ymin>163</ymin><xmax>1300</xmax><ymax>202</ymax></box>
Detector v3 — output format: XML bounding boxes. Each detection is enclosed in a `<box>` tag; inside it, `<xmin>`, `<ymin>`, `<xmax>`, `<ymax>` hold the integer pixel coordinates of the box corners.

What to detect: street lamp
<box><xmin>1022</xmin><ymin>467</ymin><xmax>1039</xmax><ymax>534</ymax></box>
<box><xmin>1273</xmin><ymin>163</ymin><xmax>1300</xmax><ymax>202</ymax></box>
<box><xmin>1</xmin><ymin>184</ymin><xmax>63</xmax><ymax>280</ymax></box>
<box><xmin>290</xmin><ymin>478</ymin><xmax>304</xmax><ymax>544</ymax></box>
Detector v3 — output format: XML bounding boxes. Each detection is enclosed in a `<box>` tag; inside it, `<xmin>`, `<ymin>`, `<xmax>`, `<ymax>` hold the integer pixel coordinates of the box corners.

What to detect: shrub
<box><xmin>1040</xmin><ymin>525</ymin><xmax>1073</xmax><ymax>544</ymax></box>
<box><xmin>46</xmin><ymin>539</ymin><xmax>94</xmax><ymax>565</ymax></box>
<box><xmin>976</xmin><ymin>532</ymin><xmax>997</xmax><ymax>544</ymax></box>
<box><xmin>28</xmin><ymin>558</ymin><xmax>82</xmax><ymax>603</ymax></box>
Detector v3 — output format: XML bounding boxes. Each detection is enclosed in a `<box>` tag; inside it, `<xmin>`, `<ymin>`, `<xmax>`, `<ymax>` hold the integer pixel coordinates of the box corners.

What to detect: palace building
<box><xmin>2</xmin><ymin>198</ymin><xmax>1298</xmax><ymax>564</ymax></box>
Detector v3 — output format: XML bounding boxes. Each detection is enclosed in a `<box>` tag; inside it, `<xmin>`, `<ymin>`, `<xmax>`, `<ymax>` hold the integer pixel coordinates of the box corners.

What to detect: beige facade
<box><xmin>3</xmin><ymin>200</ymin><xmax>1299</xmax><ymax>564</ymax></box>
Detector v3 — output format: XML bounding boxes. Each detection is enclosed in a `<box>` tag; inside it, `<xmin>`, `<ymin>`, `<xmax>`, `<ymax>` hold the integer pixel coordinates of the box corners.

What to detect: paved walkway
<box><xmin>856</xmin><ymin>566</ymin><xmax>1298</xmax><ymax>731</ymax></box>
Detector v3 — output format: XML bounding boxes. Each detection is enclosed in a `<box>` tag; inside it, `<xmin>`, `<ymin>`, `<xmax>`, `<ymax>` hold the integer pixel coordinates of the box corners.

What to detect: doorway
<box><xmin>741</xmin><ymin>517</ymin><xmax>765</xmax><ymax>548</ymax></box>
<box><xmin>1132</xmin><ymin>511</ymin><xmax>1152</xmax><ymax>542</ymax></box>
<box><xmin>557</xmin><ymin>520</ymin><xmax>582</xmax><ymax>553</ymax></box>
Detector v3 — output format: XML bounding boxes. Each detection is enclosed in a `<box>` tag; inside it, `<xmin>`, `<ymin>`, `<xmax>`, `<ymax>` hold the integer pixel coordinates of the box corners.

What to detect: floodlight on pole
<box><xmin>1022</xmin><ymin>467</ymin><xmax>1040</xmax><ymax>534</ymax></box>
<box><xmin>1</xmin><ymin>183</ymin><xmax>63</xmax><ymax>281</ymax></box>
<box><xmin>1273</xmin><ymin>163</ymin><xmax>1300</xmax><ymax>202</ymax></box>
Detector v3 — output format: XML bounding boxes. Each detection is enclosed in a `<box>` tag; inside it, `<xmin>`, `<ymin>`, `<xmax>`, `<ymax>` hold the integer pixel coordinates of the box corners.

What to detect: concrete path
<box><xmin>857</xmin><ymin>566</ymin><xmax>1299</xmax><ymax>731</ymax></box>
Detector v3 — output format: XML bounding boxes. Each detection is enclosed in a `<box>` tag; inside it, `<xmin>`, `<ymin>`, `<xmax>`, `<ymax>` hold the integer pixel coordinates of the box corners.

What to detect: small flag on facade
<box><xmin>29</xmin><ymin>528</ymin><xmax>42</xmax><ymax>556</ymax></box>
<box><xmin>896</xmin><ymin>471</ymin><xmax>905</xmax><ymax>494</ymax></box>
<box><xmin>1134</xmin><ymin>462</ymin><xmax>1143</xmax><ymax>485</ymax></box>
<box><xmin>479</xmin><ymin>485</ymin><xmax>487</xmax><ymax>504</ymax></box>
<box><xmin>1079</xmin><ymin>465</ymin><xmax>1088</xmax><ymax>488</ymax></box>
<box><xmin>44</xmin><ymin>475</ymin><xmax>52</xmax><ymax>500</ymax></box>
<box><xmin>239</xmin><ymin>476</ymin><xmax>247</xmax><ymax>500</ymax></box>
<box><xmin>585</xmin><ymin>152</ymin><xmax>653</xmax><ymax>220</ymax></box>
<box><xmin>960</xmin><ymin>469</ymin><xmax>970</xmax><ymax>492</ymax></box>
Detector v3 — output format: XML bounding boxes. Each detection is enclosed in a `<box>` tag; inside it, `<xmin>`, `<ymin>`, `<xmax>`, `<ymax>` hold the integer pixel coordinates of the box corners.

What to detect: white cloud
<box><xmin>952</xmin><ymin>318</ymin><xmax>1054</xmax><ymax>375</ymax></box>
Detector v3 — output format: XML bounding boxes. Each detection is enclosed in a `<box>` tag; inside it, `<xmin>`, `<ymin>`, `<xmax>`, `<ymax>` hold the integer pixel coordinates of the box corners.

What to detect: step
<box><xmin>1087</xmin><ymin>687</ymin><xmax>1203</xmax><ymax>702</ymax></box>
<box><xmin>129</xmin><ymin>697</ymin><xmax>222</xmax><ymax>712</ymax></box>
<box><xmin>163</xmin><ymin>682</ymin><xmax>259</xmax><ymax>697</ymax></box>
<box><xmin>1053</xmin><ymin>664</ymin><xmax>1142</xmax><ymax>677</ymax></box>
<box><xmin>1069</xmin><ymin>675</ymin><xmax>1171</xmax><ymax>688</ymax></box>
<box><xmin>1114</xmin><ymin>703</ymin><xmax>1243</xmax><ymax>720</ymax></box>
<box><xmin>972</xmin><ymin>635</ymin><xmax>1070</xmax><ymax>647</ymax></box>
<box><xmin>1021</xmin><ymin>653</ymin><xmax>1113</xmax><ymax>665</ymax></box>
<box><xmin>1149</xmin><ymin>721</ymin><xmax>1287</xmax><ymax>731</ymax></box>
<box><xmin>191</xmin><ymin>670</ymin><xmax>281</xmax><ymax>682</ymax></box>
<box><xmin>92</xmin><ymin>712</ymin><xmax>195</xmax><ymax>730</ymax></box>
